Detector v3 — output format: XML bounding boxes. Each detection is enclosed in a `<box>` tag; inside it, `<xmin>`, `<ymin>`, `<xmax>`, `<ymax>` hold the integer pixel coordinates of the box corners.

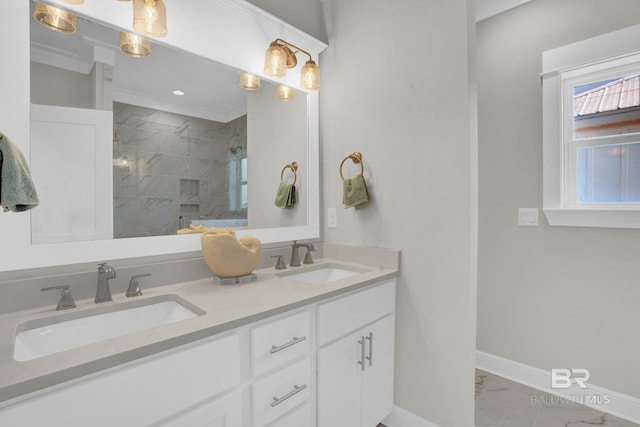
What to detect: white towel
<box><xmin>0</xmin><ymin>132</ymin><xmax>39</xmax><ymax>212</ymax></box>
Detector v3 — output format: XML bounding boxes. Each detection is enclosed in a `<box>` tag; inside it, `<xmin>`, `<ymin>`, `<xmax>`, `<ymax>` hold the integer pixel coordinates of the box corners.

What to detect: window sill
<box><xmin>543</xmin><ymin>208</ymin><xmax>640</xmax><ymax>229</ymax></box>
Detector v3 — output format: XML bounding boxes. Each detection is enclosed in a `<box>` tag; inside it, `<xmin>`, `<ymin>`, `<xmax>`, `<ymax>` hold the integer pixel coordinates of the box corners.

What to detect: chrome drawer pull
<box><xmin>365</xmin><ymin>332</ymin><xmax>373</xmax><ymax>366</ymax></box>
<box><xmin>270</xmin><ymin>336</ymin><xmax>307</xmax><ymax>354</ymax></box>
<box><xmin>357</xmin><ymin>336</ymin><xmax>366</xmax><ymax>371</ymax></box>
<box><xmin>271</xmin><ymin>384</ymin><xmax>308</xmax><ymax>407</ymax></box>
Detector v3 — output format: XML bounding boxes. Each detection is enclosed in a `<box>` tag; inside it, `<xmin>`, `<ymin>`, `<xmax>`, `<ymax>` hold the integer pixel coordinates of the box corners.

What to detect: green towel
<box><xmin>343</xmin><ymin>173</ymin><xmax>369</xmax><ymax>209</ymax></box>
<box><xmin>275</xmin><ymin>181</ymin><xmax>297</xmax><ymax>208</ymax></box>
<box><xmin>0</xmin><ymin>133</ymin><xmax>39</xmax><ymax>212</ymax></box>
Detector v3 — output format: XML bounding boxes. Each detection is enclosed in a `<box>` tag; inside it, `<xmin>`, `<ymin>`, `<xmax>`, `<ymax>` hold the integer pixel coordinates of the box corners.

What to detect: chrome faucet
<box><xmin>95</xmin><ymin>263</ymin><xmax>116</xmax><ymax>303</ymax></box>
<box><xmin>290</xmin><ymin>241</ymin><xmax>315</xmax><ymax>267</ymax></box>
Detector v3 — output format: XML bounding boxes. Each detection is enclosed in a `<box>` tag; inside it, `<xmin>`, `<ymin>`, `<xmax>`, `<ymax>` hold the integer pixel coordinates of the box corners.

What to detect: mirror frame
<box><xmin>0</xmin><ymin>0</ymin><xmax>325</xmax><ymax>272</ymax></box>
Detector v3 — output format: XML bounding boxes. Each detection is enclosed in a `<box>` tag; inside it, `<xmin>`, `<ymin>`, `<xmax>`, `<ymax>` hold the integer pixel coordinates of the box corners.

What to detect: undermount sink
<box><xmin>14</xmin><ymin>294</ymin><xmax>204</xmax><ymax>362</ymax></box>
<box><xmin>277</xmin><ymin>264</ymin><xmax>366</xmax><ymax>285</ymax></box>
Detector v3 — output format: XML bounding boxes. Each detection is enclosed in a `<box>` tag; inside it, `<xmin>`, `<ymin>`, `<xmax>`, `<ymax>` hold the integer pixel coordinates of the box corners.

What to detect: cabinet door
<box><xmin>361</xmin><ymin>315</ymin><xmax>395</xmax><ymax>427</ymax></box>
<box><xmin>317</xmin><ymin>330</ymin><xmax>363</xmax><ymax>427</ymax></box>
<box><xmin>156</xmin><ymin>391</ymin><xmax>242</xmax><ymax>427</ymax></box>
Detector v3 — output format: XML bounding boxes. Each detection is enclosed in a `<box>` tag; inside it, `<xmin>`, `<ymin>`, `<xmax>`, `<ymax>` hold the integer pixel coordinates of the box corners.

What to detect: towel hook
<box><xmin>280</xmin><ymin>161</ymin><xmax>298</xmax><ymax>185</ymax></box>
<box><xmin>339</xmin><ymin>152</ymin><xmax>364</xmax><ymax>180</ymax></box>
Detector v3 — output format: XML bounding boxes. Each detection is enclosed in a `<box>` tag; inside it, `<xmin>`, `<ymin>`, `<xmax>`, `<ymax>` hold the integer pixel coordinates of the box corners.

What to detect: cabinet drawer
<box><xmin>252</xmin><ymin>357</ymin><xmax>311</xmax><ymax>427</ymax></box>
<box><xmin>0</xmin><ymin>333</ymin><xmax>241</xmax><ymax>427</ymax></box>
<box><xmin>268</xmin><ymin>403</ymin><xmax>312</xmax><ymax>427</ymax></box>
<box><xmin>317</xmin><ymin>280</ymin><xmax>395</xmax><ymax>346</ymax></box>
<box><xmin>251</xmin><ymin>310</ymin><xmax>311</xmax><ymax>376</ymax></box>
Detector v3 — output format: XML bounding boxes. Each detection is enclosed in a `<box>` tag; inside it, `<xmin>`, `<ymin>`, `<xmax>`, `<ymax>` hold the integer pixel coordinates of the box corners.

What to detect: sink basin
<box><xmin>277</xmin><ymin>264</ymin><xmax>365</xmax><ymax>285</ymax></box>
<box><xmin>14</xmin><ymin>295</ymin><xmax>204</xmax><ymax>361</ymax></box>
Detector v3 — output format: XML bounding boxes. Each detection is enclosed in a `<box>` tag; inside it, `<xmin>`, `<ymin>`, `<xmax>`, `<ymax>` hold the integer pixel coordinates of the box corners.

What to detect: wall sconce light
<box><xmin>60</xmin><ymin>0</ymin><xmax>84</xmax><ymax>4</ymax></box>
<box><xmin>133</xmin><ymin>0</ymin><xmax>167</xmax><ymax>38</ymax></box>
<box><xmin>276</xmin><ymin>85</ymin><xmax>296</xmax><ymax>101</ymax></box>
<box><xmin>33</xmin><ymin>2</ymin><xmax>77</xmax><ymax>34</ymax></box>
<box><xmin>264</xmin><ymin>39</ymin><xmax>320</xmax><ymax>91</ymax></box>
<box><xmin>239</xmin><ymin>72</ymin><xmax>261</xmax><ymax>91</ymax></box>
<box><xmin>119</xmin><ymin>32</ymin><xmax>151</xmax><ymax>58</ymax></box>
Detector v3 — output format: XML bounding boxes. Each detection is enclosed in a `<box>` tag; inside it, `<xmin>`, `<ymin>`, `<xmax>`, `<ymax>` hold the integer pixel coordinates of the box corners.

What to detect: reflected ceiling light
<box><xmin>276</xmin><ymin>85</ymin><xmax>296</xmax><ymax>101</ymax></box>
<box><xmin>119</xmin><ymin>32</ymin><xmax>151</xmax><ymax>58</ymax></box>
<box><xmin>172</xmin><ymin>90</ymin><xmax>185</xmax><ymax>96</ymax></box>
<box><xmin>239</xmin><ymin>72</ymin><xmax>261</xmax><ymax>91</ymax></box>
<box><xmin>133</xmin><ymin>0</ymin><xmax>167</xmax><ymax>38</ymax></box>
<box><xmin>264</xmin><ymin>38</ymin><xmax>320</xmax><ymax>91</ymax></box>
<box><xmin>60</xmin><ymin>0</ymin><xmax>84</xmax><ymax>4</ymax></box>
<box><xmin>33</xmin><ymin>2</ymin><xmax>77</xmax><ymax>34</ymax></box>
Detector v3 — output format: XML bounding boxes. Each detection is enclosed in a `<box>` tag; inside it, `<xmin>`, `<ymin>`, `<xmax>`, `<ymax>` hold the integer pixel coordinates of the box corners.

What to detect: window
<box><xmin>542</xmin><ymin>24</ymin><xmax>640</xmax><ymax>228</ymax></box>
<box><xmin>229</xmin><ymin>152</ymin><xmax>247</xmax><ymax>212</ymax></box>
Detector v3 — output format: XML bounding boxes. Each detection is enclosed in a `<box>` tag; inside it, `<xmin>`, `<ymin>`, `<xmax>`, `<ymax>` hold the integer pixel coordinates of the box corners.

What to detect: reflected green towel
<box><xmin>343</xmin><ymin>174</ymin><xmax>369</xmax><ymax>209</ymax></box>
<box><xmin>0</xmin><ymin>133</ymin><xmax>39</xmax><ymax>212</ymax></box>
<box><xmin>275</xmin><ymin>181</ymin><xmax>297</xmax><ymax>208</ymax></box>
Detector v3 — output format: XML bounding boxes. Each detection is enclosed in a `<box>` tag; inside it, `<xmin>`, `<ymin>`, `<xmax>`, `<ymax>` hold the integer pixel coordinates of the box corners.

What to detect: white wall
<box><xmin>247</xmin><ymin>83</ymin><xmax>308</xmax><ymax>229</ymax></box>
<box><xmin>320</xmin><ymin>0</ymin><xmax>477</xmax><ymax>425</ymax></box>
<box><xmin>477</xmin><ymin>0</ymin><xmax>640</xmax><ymax>399</ymax></box>
<box><xmin>31</xmin><ymin>62</ymin><xmax>92</xmax><ymax>108</ymax></box>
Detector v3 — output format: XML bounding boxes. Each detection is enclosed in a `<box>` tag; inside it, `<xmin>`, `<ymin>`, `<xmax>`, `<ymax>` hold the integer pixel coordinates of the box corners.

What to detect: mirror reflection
<box><xmin>29</xmin><ymin>4</ymin><xmax>308</xmax><ymax>243</ymax></box>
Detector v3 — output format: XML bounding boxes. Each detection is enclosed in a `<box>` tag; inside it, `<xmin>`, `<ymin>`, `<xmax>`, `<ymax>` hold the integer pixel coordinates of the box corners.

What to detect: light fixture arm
<box><xmin>275</xmin><ymin>38</ymin><xmax>314</xmax><ymax>64</ymax></box>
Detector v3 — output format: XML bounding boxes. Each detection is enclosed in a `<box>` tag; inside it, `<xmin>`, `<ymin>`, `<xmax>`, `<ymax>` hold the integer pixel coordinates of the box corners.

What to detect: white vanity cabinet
<box><xmin>317</xmin><ymin>280</ymin><xmax>396</xmax><ymax>427</ymax></box>
<box><xmin>0</xmin><ymin>332</ymin><xmax>242</xmax><ymax>426</ymax></box>
<box><xmin>0</xmin><ymin>278</ymin><xmax>397</xmax><ymax>427</ymax></box>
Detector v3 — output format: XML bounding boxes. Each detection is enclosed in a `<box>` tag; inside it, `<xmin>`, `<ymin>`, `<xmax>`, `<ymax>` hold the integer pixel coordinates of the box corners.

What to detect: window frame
<box><xmin>542</xmin><ymin>24</ymin><xmax>640</xmax><ymax>228</ymax></box>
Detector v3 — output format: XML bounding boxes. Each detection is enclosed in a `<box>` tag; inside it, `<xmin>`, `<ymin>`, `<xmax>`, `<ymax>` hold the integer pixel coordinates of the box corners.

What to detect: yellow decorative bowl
<box><xmin>200</xmin><ymin>229</ymin><xmax>261</xmax><ymax>277</ymax></box>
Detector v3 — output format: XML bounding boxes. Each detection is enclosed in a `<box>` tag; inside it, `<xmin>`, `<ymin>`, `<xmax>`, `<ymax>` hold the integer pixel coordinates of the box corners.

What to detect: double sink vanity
<box><xmin>0</xmin><ymin>244</ymin><xmax>399</xmax><ymax>427</ymax></box>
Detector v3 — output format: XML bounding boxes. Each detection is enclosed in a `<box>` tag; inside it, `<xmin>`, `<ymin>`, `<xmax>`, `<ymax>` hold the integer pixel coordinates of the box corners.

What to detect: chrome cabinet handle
<box><xmin>271</xmin><ymin>384</ymin><xmax>307</xmax><ymax>407</ymax></box>
<box><xmin>365</xmin><ymin>332</ymin><xmax>373</xmax><ymax>367</ymax></box>
<box><xmin>357</xmin><ymin>336</ymin><xmax>366</xmax><ymax>371</ymax></box>
<box><xmin>270</xmin><ymin>336</ymin><xmax>307</xmax><ymax>354</ymax></box>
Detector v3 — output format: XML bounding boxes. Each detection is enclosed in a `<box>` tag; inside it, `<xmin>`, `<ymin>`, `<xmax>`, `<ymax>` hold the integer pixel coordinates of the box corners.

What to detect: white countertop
<box><xmin>0</xmin><ymin>250</ymin><xmax>399</xmax><ymax>404</ymax></box>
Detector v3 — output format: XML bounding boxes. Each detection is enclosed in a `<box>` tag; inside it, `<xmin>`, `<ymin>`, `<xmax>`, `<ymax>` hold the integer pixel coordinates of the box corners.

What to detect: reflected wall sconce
<box><xmin>60</xmin><ymin>0</ymin><xmax>84</xmax><ymax>4</ymax></box>
<box><xmin>119</xmin><ymin>32</ymin><xmax>151</xmax><ymax>58</ymax></box>
<box><xmin>239</xmin><ymin>72</ymin><xmax>261</xmax><ymax>91</ymax></box>
<box><xmin>264</xmin><ymin>39</ymin><xmax>320</xmax><ymax>91</ymax></box>
<box><xmin>276</xmin><ymin>85</ymin><xmax>296</xmax><ymax>101</ymax></box>
<box><xmin>33</xmin><ymin>2</ymin><xmax>77</xmax><ymax>34</ymax></box>
<box><xmin>133</xmin><ymin>0</ymin><xmax>167</xmax><ymax>38</ymax></box>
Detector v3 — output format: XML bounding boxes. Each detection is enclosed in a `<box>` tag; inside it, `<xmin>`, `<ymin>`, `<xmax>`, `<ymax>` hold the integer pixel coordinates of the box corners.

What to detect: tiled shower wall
<box><xmin>113</xmin><ymin>102</ymin><xmax>247</xmax><ymax>238</ymax></box>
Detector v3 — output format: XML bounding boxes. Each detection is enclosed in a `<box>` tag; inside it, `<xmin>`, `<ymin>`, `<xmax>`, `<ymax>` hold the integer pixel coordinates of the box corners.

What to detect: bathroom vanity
<box><xmin>0</xmin><ymin>246</ymin><xmax>399</xmax><ymax>426</ymax></box>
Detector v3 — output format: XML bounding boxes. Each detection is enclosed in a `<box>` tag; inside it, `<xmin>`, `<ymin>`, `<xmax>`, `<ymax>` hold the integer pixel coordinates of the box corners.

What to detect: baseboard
<box><xmin>382</xmin><ymin>405</ymin><xmax>440</xmax><ymax>427</ymax></box>
<box><xmin>476</xmin><ymin>350</ymin><xmax>640</xmax><ymax>424</ymax></box>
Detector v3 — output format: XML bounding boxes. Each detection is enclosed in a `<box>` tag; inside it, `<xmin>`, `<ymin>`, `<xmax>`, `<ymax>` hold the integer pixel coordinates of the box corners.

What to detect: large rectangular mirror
<box><xmin>1</xmin><ymin>0</ymin><xmax>324</xmax><ymax>272</ymax></box>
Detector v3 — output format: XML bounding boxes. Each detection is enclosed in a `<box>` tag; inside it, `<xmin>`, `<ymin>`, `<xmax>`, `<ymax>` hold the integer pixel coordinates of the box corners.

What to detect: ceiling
<box><xmin>30</xmin><ymin>9</ymin><xmax>248</xmax><ymax>123</ymax></box>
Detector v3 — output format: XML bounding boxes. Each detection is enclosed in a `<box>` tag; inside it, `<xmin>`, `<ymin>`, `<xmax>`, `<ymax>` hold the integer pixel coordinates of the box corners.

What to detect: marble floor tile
<box><xmin>475</xmin><ymin>370</ymin><xmax>640</xmax><ymax>427</ymax></box>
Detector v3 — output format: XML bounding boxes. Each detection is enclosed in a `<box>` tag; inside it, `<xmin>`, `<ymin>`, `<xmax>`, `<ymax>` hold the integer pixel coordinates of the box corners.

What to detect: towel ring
<box><xmin>280</xmin><ymin>161</ymin><xmax>298</xmax><ymax>185</ymax></box>
<box><xmin>339</xmin><ymin>152</ymin><xmax>364</xmax><ymax>180</ymax></box>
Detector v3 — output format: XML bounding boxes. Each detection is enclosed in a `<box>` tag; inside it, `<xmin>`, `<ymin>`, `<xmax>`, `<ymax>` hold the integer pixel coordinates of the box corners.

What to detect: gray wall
<box><xmin>477</xmin><ymin>0</ymin><xmax>640</xmax><ymax>399</ymax></box>
<box><xmin>31</xmin><ymin>62</ymin><xmax>92</xmax><ymax>108</ymax></box>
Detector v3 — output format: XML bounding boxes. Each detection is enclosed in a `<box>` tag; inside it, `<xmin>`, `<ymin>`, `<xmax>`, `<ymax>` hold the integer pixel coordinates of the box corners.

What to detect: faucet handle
<box><xmin>271</xmin><ymin>255</ymin><xmax>286</xmax><ymax>270</ymax></box>
<box><xmin>41</xmin><ymin>285</ymin><xmax>76</xmax><ymax>311</ymax></box>
<box><xmin>303</xmin><ymin>245</ymin><xmax>315</xmax><ymax>265</ymax></box>
<box><xmin>126</xmin><ymin>274</ymin><xmax>151</xmax><ymax>298</ymax></box>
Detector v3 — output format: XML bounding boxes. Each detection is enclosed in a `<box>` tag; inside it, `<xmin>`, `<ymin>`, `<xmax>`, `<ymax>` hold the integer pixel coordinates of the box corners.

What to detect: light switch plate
<box><xmin>327</xmin><ymin>208</ymin><xmax>337</xmax><ymax>228</ymax></box>
<box><xmin>518</xmin><ymin>208</ymin><xmax>539</xmax><ymax>226</ymax></box>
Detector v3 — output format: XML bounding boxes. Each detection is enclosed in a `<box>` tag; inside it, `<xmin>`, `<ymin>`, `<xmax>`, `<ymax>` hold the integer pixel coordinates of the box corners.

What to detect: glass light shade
<box><xmin>133</xmin><ymin>0</ymin><xmax>167</xmax><ymax>38</ymax></box>
<box><xmin>300</xmin><ymin>60</ymin><xmax>320</xmax><ymax>91</ymax></box>
<box><xmin>34</xmin><ymin>3</ymin><xmax>76</xmax><ymax>34</ymax></box>
<box><xmin>239</xmin><ymin>72</ymin><xmax>261</xmax><ymax>91</ymax></box>
<box><xmin>264</xmin><ymin>43</ymin><xmax>288</xmax><ymax>78</ymax></box>
<box><xmin>119</xmin><ymin>32</ymin><xmax>151</xmax><ymax>58</ymax></box>
<box><xmin>276</xmin><ymin>85</ymin><xmax>296</xmax><ymax>101</ymax></box>
<box><xmin>60</xmin><ymin>0</ymin><xmax>84</xmax><ymax>4</ymax></box>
